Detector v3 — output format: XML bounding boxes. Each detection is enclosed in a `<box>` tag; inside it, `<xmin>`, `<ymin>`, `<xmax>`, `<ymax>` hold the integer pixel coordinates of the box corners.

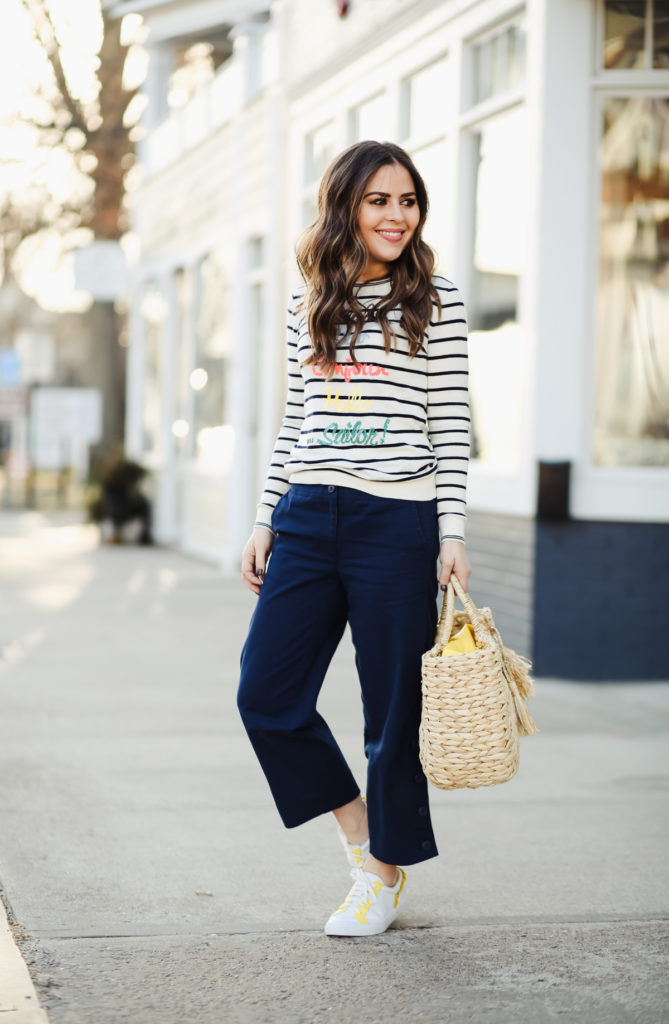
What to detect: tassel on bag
<box><xmin>419</xmin><ymin>574</ymin><xmax>538</xmax><ymax>790</ymax></box>
<box><xmin>484</xmin><ymin>615</ymin><xmax>537</xmax><ymax>736</ymax></box>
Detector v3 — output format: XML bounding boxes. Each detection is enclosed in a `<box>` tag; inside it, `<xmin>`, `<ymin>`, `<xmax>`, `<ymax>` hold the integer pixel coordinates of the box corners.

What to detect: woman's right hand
<box><xmin>241</xmin><ymin>527</ymin><xmax>275</xmax><ymax>595</ymax></box>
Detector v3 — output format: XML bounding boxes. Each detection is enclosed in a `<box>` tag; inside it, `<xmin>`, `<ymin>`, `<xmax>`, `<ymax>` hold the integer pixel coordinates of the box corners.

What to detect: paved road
<box><xmin>0</xmin><ymin>511</ymin><xmax>667</xmax><ymax>1023</ymax></box>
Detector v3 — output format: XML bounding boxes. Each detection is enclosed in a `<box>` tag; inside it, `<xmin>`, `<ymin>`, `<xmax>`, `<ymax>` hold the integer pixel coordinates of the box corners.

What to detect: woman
<box><xmin>238</xmin><ymin>140</ymin><xmax>471</xmax><ymax>936</ymax></box>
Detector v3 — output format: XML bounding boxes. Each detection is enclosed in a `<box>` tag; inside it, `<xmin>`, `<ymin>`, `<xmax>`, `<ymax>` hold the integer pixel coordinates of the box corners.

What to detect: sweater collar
<box><xmin>354</xmin><ymin>275</ymin><xmax>392</xmax><ymax>298</ymax></box>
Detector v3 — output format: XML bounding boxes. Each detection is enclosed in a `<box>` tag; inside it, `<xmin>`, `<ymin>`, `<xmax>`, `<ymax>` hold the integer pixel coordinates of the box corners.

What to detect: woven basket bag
<box><xmin>420</xmin><ymin>574</ymin><xmax>537</xmax><ymax>790</ymax></box>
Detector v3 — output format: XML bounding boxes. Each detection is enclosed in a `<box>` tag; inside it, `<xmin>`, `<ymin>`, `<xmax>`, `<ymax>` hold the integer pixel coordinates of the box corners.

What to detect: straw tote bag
<box><xmin>420</xmin><ymin>574</ymin><xmax>537</xmax><ymax>790</ymax></box>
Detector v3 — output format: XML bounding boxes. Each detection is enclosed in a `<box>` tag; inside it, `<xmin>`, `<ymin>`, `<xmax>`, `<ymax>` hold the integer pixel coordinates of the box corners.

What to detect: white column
<box><xmin>258</xmin><ymin>5</ymin><xmax>286</xmax><ymax>529</ymax></box>
<box><xmin>229</xmin><ymin>21</ymin><xmax>267</xmax><ymax>104</ymax></box>
<box><xmin>223</xmin><ymin>14</ymin><xmax>286</xmax><ymax>574</ymax></box>
<box><xmin>125</xmin><ymin>282</ymin><xmax>145</xmax><ymax>460</ymax></box>
<box><xmin>524</xmin><ymin>0</ymin><xmax>594</xmax><ymax>464</ymax></box>
<box><xmin>153</xmin><ymin>270</ymin><xmax>178</xmax><ymax>543</ymax></box>
<box><xmin>139</xmin><ymin>41</ymin><xmax>177</xmax><ymax>159</ymax></box>
<box><xmin>223</xmin><ymin>61</ymin><xmax>251</xmax><ymax>573</ymax></box>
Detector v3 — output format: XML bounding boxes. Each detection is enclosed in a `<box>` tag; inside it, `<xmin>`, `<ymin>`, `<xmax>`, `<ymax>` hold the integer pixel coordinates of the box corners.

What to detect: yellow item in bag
<box><xmin>440</xmin><ymin>622</ymin><xmax>479</xmax><ymax>657</ymax></box>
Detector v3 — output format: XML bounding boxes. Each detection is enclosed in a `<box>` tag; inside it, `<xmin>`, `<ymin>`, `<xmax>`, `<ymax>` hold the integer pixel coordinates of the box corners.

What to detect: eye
<box><xmin>401</xmin><ymin>198</ymin><xmax>416</xmax><ymax>207</ymax></box>
<box><xmin>371</xmin><ymin>197</ymin><xmax>387</xmax><ymax>205</ymax></box>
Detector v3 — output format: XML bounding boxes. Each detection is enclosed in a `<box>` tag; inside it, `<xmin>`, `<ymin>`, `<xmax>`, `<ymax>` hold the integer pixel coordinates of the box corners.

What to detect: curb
<box><xmin>0</xmin><ymin>899</ymin><xmax>49</xmax><ymax>1023</ymax></box>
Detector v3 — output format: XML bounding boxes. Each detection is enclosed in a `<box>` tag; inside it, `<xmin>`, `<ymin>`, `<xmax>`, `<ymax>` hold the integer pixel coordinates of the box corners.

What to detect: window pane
<box><xmin>653</xmin><ymin>0</ymin><xmax>669</xmax><ymax>67</ymax></box>
<box><xmin>139</xmin><ymin>284</ymin><xmax>167</xmax><ymax>455</ymax></box>
<box><xmin>604</xmin><ymin>1</ymin><xmax>647</xmax><ymax>69</ymax></box>
<box><xmin>467</xmin><ymin>107</ymin><xmax>529</xmax><ymax>471</ymax></box>
<box><xmin>506</xmin><ymin>23</ymin><xmax>526</xmax><ymax>92</ymax></box>
<box><xmin>472</xmin><ymin>109</ymin><xmax>527</xmax><ymax>298</ymax></box>
<box><xmin>595</xmin><ymin>96</ymin><xmax>669</xmax><ymax>468</ymax></box>
<box><xmin>174</xmin><ymin>267</ymin><xmax>193</xmax><ymax>457</ymax></box>
<box><xmin>411</xmin><ymin>139</ymin><xmax>450</xmax><ymax>271</ymax></box>
<box><xmin>249</xmin><ymin>279</ymin><xmax>265</xmax><ymax>498</ymax></box>
<box><xmin>301</xmin><ymin>196</ymin><xmax>317</xmax><ymax>228</ymax></box>
<box><xmin>351</xmin><ymin>93</ymin><xmax>389</xmax><ymax>143</ymax></box>
<box><xmin>193</xmin><ymin>249</ymin><xmax>230</xmax><ymax>468</ymax></box>
<box><xmin>402</xmin><ymin>57</ymin><xmax>448</xmax><ymax>141</ymax></box>
<box><xmin>472</xmin><ymin>20</ymin><xmax>526</xmax><ymax>106</ymax></box>
<box><xmin>304</xmin><ymin>121</ymin><xmax>337</xmax><ymax>184</ymax></box>
<box><xmin>247</xmin><ymin>235</ymin><xmax>264</xmax><ymax>270</ymax></box>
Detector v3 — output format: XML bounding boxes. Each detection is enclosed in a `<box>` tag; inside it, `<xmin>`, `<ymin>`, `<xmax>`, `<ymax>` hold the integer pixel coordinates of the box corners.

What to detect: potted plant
<box><xmin>87</xmin><ymin>451</ymin><xmax>153</xmax><ymax>545</ymax></box>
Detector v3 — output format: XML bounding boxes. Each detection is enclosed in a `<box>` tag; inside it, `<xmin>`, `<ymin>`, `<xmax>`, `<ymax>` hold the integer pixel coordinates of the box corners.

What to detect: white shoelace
<box><xmin>344</xmin><ymin>867</ymin><xmax>379</xmax><ymax>907</ymax></box>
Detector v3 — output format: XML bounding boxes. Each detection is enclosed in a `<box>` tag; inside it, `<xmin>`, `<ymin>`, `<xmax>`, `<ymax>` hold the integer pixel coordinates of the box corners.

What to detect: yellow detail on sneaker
<box><xmin>324</xmin><ymin>866</ymin><xmax>406</xmax><ymax>936</ymax></box>
<box><xmin>334</xmin><ymin>878</ymin><xmax>383</xmax><ymax>920</ymax></box>
<box><xmin>393</xmin><ymin>868</ymin><xmax>407</xmax><ymax>909</ymax></box>
<box><xmin>353</xmin><ymin>881</ymin><xmax>383</xmax><ymax>924</ymax></box>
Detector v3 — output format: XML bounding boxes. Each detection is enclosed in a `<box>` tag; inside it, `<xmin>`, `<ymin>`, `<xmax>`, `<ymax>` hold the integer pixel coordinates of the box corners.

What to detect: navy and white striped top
<box><xmin>256</xmin><ymin>273</ymin><xmax>470</xmax><ymax>543</ymax></box>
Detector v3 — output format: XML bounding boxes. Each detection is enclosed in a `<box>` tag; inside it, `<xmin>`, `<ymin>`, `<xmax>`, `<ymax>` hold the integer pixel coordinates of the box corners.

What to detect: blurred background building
<box><xmin>3</xmin><ymin>0</ymin><xmax>668</xmax><ymax>679</ymax></box>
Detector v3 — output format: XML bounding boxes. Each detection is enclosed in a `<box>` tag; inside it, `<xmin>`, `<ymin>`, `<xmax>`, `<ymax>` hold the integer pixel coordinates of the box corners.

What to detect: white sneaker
<box><xmin>324</xmin><ymin>866</ymin><xmax>407</xmax><ymax>936</ymax></box>
<box><xmin>335</xmin><ymin>797</ymin><xmax>369</xmax><ymax>868</ymax></box>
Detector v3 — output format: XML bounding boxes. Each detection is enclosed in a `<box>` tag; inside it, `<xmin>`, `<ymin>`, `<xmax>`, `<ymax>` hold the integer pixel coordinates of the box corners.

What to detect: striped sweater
<box><xmin>255</xmin><ymin>273</ymin><xmax>470</xmax><ymax>543</ymax></box>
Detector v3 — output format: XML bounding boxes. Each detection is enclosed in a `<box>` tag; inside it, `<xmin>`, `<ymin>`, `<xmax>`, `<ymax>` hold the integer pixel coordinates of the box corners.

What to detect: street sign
<box><xmin>74</xmin><ymin>241</ymin><xmax>128</xmax><ymax>300</ymax></box>
<box><xmin>30</xmin><ymin>387</ymin><xmax>103</xmax><ymax>470</ymax></box>
<box><xmin>0</xmin><ymin>349</ymin><xmax>21</xmax><ymax>387</ymax></box>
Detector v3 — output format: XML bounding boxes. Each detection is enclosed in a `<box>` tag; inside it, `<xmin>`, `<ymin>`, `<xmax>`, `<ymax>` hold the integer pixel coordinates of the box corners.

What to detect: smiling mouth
<box><xmin>376</xmin><ymin>230</ymin><xmax>404</xmax><ymax>242</ymax></box>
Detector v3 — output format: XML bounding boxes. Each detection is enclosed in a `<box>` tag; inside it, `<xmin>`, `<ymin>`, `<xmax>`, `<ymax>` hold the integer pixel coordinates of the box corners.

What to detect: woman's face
<box><xmin>356</xmin><ymin>162</ymin><xmax>421</xmax><ymax>280</ymax></box>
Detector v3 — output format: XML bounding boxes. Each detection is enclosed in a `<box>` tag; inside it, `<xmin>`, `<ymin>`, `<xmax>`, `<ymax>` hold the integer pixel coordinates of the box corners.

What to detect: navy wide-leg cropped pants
<box><xmin>237</xmin><ymin>483</ymin><xmax>440</xmax><ymax>866</ymax></box>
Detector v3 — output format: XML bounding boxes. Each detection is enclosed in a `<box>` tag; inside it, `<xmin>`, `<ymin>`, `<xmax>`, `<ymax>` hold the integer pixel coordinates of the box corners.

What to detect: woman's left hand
<box><xmin>438</xmin><ymin>540</ymin><xmax>471</xmax><ymax>593</ymax></box>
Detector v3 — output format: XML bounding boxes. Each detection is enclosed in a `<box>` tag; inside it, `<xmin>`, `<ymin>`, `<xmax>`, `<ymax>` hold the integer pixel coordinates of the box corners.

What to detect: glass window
<box><xmin>242</xmin><ymin>235</ymin><xmax>266</xmax><ymax>498</ymax></box>
<box><xmin>302</xmin><ymin>120</ymin><xmax>337</xmax><ymax>226</ymax></box>
<box><xmin>401</xmin><ymin>57</ymin><xmax>449</xmax><ymax>142</ymax></box>
<box><xmin>350</xmin><ymin>93</ymin><xmax>389</xmax><ymax>143</ymax></box>
<box><xmin>247</xmin><ymin>235</ymin><xmax>264</xmax><ymax>270</ymax></box>
<box><xmin>139</xmin><ymin>283</ymin><xmax>167</xmax><ymax>455</ymax></box>
<box><xmin>466</xmin><ymin>107</ymin><xmax>529</xmax><ymax>471</ymax></box>
<box><xmin>604</xmin><ymin>1</ymin><xmax>647</xmax><ymax>68</ymax></box>
<box><xmin>173</xmin><ymin>267</ymin><xmax>193</xmax><ymax>457</ymax></box>
<box><xmin>653</xmin><ymin>1</ymin><xmax>669</xmax><ymax>67</ymax></box>
<box><xmin>594</xmin><ymin>96</ymin><xmax>669</xmax><ymax>468</ymax></box>
<box><xmin>603</xmin><ymin>0</ymin><xmax>669</xmax><ymax>69</ymax></box>
<box><xmin>193</xmin><ymin>249</ymin><xmax>231</xmax><ymax>467</ymax></box>
<box><xmin>304</xmin><ymin>120</ymin><xmax>337</xmax><ymax>186</ymax></box>
<box><xmin>301</xmin><ymin>195</ymin><xmax>318</xmax><ymax>228</ymax></box>
<box><xmin>248</xmin><ymin>279</ymin><xmax>265</xmax><ymax>497</ymax></box>
<box><xmin>471</xmin><ymin>21</ymin><xmax>526</xmax><ymax>107</ymax></box>
<box><xmin>411</xmin><ymin>139</ymin><xmax>450</xmax><ymax>271</ymax></box>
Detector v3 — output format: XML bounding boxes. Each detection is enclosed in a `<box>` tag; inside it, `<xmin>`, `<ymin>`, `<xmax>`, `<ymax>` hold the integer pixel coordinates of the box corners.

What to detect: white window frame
<box><xmin>572</xmin><ymin>3</ymin><xmax>669</xmax><ymax>522</ymax></box>
<box><xmin>399</xmin><ymin>54</ymin><xmax>451</xmax><ymax>152</ymax></box>
<box><xmin>460</xmin><ymin>6</ymin><xmax>527</xmax><ymax>120</ymax></box>
<box><xmin>595</xmin><ymin>0</ymin><xmax>669</xmax><ymax>81</ymax></box>
<box><xmin>347</xmin><ymin>91</ymin><xmax>389</xmax><ymax>145</ymax></box>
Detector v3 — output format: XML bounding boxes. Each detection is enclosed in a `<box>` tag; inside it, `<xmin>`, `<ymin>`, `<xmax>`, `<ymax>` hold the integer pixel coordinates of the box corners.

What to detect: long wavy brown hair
<box><xmin>296</xmin><ymin>141</ymin><xmax>441</xmax><ymax>379</ymax></box>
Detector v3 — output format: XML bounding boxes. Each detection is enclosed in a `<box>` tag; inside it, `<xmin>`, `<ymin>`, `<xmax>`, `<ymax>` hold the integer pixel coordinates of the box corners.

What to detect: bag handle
<box><xmin>435</xmin><ymin>573</ymin><xmax>488</xmax><ymax>648</ymax></box>
<box><xmin>435</xmin><ymin>574</ymin><xmax>539</xmax><ymax>736</ymax></box>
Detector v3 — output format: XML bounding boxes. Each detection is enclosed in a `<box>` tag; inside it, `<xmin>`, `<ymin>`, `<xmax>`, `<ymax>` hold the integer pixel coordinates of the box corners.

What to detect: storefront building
<box><xmin>113</xmin><ymin>0</ymin><xmax>669</xmax><ymax>679</ymax></box>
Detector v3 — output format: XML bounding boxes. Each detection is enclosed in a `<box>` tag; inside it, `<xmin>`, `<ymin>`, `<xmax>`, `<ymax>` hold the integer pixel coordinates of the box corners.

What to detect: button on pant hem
<box><xmin>369</xmin><ymin>836</ymin><xmax>439</xmax><ymax>866</ymax></box>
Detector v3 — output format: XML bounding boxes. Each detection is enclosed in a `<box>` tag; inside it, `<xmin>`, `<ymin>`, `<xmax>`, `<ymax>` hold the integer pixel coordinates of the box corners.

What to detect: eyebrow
<box><xmin>363</xmin><ymin>191</ymin><xmax>417</xmax><ymax>198</ymax></box>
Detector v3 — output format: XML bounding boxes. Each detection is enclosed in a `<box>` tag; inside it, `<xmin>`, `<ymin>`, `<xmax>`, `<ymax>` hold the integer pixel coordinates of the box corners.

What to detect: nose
<box><xmin>383</xmin><ymin>200</ymin><xmax>404</xmax><ymax>222</ymax></box>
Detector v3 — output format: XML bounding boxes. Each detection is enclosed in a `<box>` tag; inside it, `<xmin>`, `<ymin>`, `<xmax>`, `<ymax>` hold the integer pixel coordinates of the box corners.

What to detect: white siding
<box><xmin>125</xmin><ymin>0</ymin><xmax>669</xmax><ymax>571</ymax></box>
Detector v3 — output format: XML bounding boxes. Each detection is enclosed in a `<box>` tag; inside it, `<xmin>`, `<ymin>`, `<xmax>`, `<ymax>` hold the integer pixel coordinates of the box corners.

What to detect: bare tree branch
<box><xmin>18</xmin><ymin>0</ymin><xmax>88</xmax><ymax>134</ymax></box>
<box><xmin>4</xmin><ymin>0</ymin><xmax>138</xmax><ymax>260</ymax></box>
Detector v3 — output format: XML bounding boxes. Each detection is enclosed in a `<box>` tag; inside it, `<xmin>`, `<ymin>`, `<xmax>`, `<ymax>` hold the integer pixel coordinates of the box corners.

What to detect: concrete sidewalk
<box><xmin>0</xmin><ymin>510</ymin><xmax>667</xmax><ymax>1024</ymax></box>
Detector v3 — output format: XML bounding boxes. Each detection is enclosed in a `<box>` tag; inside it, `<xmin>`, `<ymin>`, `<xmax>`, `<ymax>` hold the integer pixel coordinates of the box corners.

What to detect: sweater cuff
<box><xmin>438</xmin><ymin>513</ymin><xmax>466</xmax><ymax>545</ymax></box>
<box><xmin>255</xmin><ymin>503</ymin><xmax>275</xmax><ymax>530</ymax></box>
